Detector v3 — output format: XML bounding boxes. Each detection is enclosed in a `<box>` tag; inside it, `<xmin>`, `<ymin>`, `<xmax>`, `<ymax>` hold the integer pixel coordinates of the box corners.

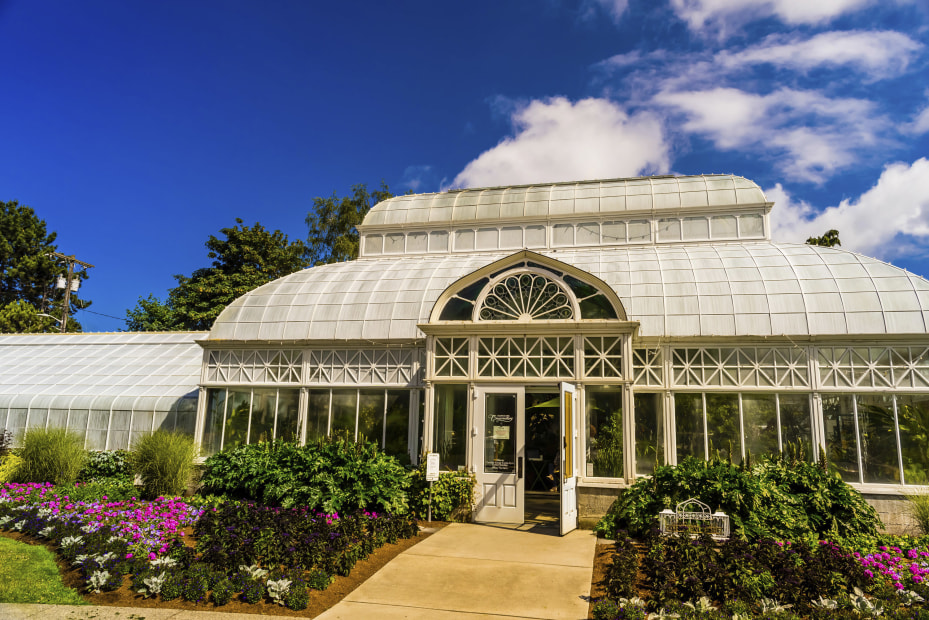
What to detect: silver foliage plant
<box><xmin>266</xmin><ymin>578</ymin><xmax>292</xmax><ymax>605</ymax></box>
<box><xmin>137</xmin><ymin>571</ymin><xmax>168</xmax><ymax>598</ymax></box>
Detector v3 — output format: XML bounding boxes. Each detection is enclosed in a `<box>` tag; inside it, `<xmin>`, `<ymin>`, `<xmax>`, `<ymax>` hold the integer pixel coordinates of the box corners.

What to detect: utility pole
<box><xmin>47</xmin><ymin>252</ymin><xmax>94</xmax><ymax>333</ymax></box>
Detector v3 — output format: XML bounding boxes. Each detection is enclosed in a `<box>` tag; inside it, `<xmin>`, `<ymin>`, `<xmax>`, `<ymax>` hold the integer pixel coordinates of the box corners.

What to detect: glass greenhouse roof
<box><xmin>0</xmin><ymin>332</ymin><xmax>206</xmax><ymax>410</ymax></box>
<box><xmin>360</xmin><ymin>174</ymin><xmax>768</xmax><ymax>229</ymax></box>
<box><xmin>208</xmin><ymin>242</ymin><xmax>929</xmax><ymax>342</ymax></box>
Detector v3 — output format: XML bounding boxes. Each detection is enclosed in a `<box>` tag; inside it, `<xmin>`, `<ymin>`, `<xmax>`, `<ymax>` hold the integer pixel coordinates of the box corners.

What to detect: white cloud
<box><xmin>770</xmin><ymin>158</ymin><xmax>929</xmax><ymax>258</ymax></box>
<box><xmin>911</xmin><ymin>104</ymin><xmax>929</xmax><ymax>135</ymax></box>
<box><xmin>655</xmin><ymin>87</ymin><xmax>887</xmax><ymax>182</ymax></box>
<box><xmin>719</xmin><ymin>30</ymin><xmax>921</xmax><ymax>78</ymax></box>
<box><xmin>671</xmin><ymin>0</ymin><xmax>878</xmax><ymax>35</ymax></box>
<box><xmin>400</xmin><ymin>165</ymin><xmax>434</xmax><ymax>192</ymax></box>
<box><xmin>583</xmin><ymin>0</ymin><xmax>629</xmax><ymax>23</ymax></box>
<box><xmin>450</xmin><ymin>97</ymin><xmax>669</xmax><ymax>189</ymax></box>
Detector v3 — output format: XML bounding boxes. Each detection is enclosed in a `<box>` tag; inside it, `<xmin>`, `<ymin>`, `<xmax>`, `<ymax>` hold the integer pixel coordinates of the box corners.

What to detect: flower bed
<box><xmin>0</xmin><ymin>481</ymin><xmax>419</xmax><ymax>610</ymax></box>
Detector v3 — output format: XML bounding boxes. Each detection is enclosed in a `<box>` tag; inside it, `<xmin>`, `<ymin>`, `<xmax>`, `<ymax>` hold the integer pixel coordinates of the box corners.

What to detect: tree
<box><xmin>806</xmin><ymin>229</ymin><xmax>841</xmax><ymax>247</ymax></box>
<box><xmin>305</xmin><ymin>182</ymin><xmax>394</xmax><ymax>265</ymax></box>
<box><xmin>0</xmin><ymin>200</ymin><xmax>89</xmax><ymax>332</ymax></box>
<box><xmin>126</xmin><ymin>219</ymin><xmax>309</xmax><ymax>331</ymax></box>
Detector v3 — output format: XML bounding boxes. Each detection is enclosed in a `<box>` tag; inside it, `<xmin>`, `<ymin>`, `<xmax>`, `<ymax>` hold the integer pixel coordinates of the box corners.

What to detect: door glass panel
<box><xmin>706</xmin><ymin>393</ymin><xmax>741</xmax><ymax>463</ymax></box>
<box><xmin>249</xmin><ymin>389</ymin><xmax>276</xmax><ymax>445</ymax></box>
<box><xmin>586</xmin><ymin>387</ymin><xmax>623</xmax><ymax>478</ymax></box>
<box><xmin>742</xmin><ymin>394</ymin><xmax>778</xmax><ymax>460</ymax></box>
<box><xmin>358</xmin><ymin>389</ymin><xmax>385</xmax><ymax>446</ymax></box>
<box><xmin>526</xmin><ymin>392</ymin><xmax>559</xmax><ymax>491</ymax></box>
<box><xmin>897</xmin><ymin>395</ymin><xmax>929</xmax><ymax>484</ymax></box>
<box><xmin>675</xmin><ymin>393</ymin><xmax>704</xmax><ymax>461</ymax></box>
<box><xmin>778</xmin><ymin>394</ymin><xmax>812</xmax><ymax>460</ymax></box>
<box><xmin>306</xmin><ymin>390</ymin><xmax>330</xmax><ymax>443</ymax></box>
<box><xmin>330</xmin><ymin>390</ymin><xmax>357</xmax><ymax>439</ymax></box>
<box><xmin>484</xmin><ymin>393</ymin><xmax>517</xmax><ymax>473</ymax></box>
<box><xmin>823</xmin><ymin>394</ymin><xmax>859</xmax><ymax>482</ymax></box>
<box><xmin>634</xmin><ymin>393</ymin><xmax>664</xmax><ymax>475</ymax></box>
<box><xmin>275</xmin><ymin>389</ymin><xmax>300</xmax><ymax>442</ymax></box>
<box><xmin>857</xmin><ymin>394</ymin><xmax>900</xmax><ymax>484</ymax></box>
<box><xmin>434</xmin><ymin>384</ymin><xmax>468</xmax><ymax>471</ymax></box>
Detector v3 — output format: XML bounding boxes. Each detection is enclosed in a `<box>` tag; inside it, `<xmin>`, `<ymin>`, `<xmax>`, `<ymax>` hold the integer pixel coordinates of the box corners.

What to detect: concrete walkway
<box><xmin>315</xmin><ymin>522</ymin><xmax>596</xmax><ymax>620</ymax></box>
<box><xmin>0</xmin><ymin>523</ymin><xmax>597</xmax><ymax>620</ymax></box>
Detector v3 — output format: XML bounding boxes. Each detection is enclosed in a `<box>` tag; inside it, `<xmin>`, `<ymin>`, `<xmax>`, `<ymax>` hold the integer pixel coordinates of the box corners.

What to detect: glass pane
<box><xmin>628</xmin><ymin>220</ymin><xmax>650</xmax><ymax>242</ymax></box>
<box><xmin>552</xmin><ymin>223</ymin><xmax>573</xmax><ymax>246</ymax></box>
<box><xmin>202</xmin><ymin>388</ymin><xmax>225</xmax><ymax>456</ymax></box>
<box><xmin>476</xmin><ymin>227</ymin><xmax>498</xmax><ymax>249</ymax></box>
<box><xmin>384</xmin><ymin>233</ymin><xmax>404</xmax><ymax>253</ymax></box>
<box><xmin>306</xmin><ymin>390</ymin><xmax>330</xmax><ymax>443</ymax></box>
<box><xmin>434</xmin><ymin>384</ymin><xmax>468</xmax><ymax>471</ymax></box>
<box><xmin>634</xmin><ymin>393</ymin><xmax>664</xmax><ymax>475</ymax></box>
<box><xmin>428</xmin><ymin>230</ymin><xmax>448</xmax><ymax>252</ymax></box>
<box><xmin>407</xmin><ymin>231</ymin><xmax>427</xmax><ymax>252</ymax></box>
<box><xmin>330</xmin><ymin>390</ymin><xmax>357</xmax><ymax>439</ymax></box>
<box><xmin>741</xmin><ymin>394</ymin><xmax>778</xmax><ymax>461</ymax></box>
<box><xmin>823</xmin><ymin>394</ymin><xmax>859</xmax><ymax>482</ymax></box>
<box><xmin>779</xmin><ymin>394</ymin><xmax>813</xmax><ymax>461</ymax></box>
<box><xmin>897</xmin><ymin>395</ymin><xmax>929</xmax><ymax>484</ymax></box>
<box><xmin>682</xmin><ymin>217</ymin><xmax>709</xmax><ymax>240</ymax></box>
<box><xmin>576</xmin><ymin>222</ymin><xmax>599</xmax><ymax>245</ymax></box>
<box><xmin>526</xmin><ymin>391</ymin><xmax>559</xmax><ymax>491</ymax></box>
<box><xmin>364</xmin><ymin>234</ymin><xmax>383</xmax><ymax>255</ymax></box>
<box><xmin>275</xmin><ymin>389</ymin><xmax>300</xmax><ymax>443</ymax></box>
<box><xmin>249</xmin><ymin>389</ymin><xmax>276</xmax><ymax>445</ymax></box>
<box><xmin>440</xmin><ymin>297</ymin><xmax>473</xmax><ymax>321</ymax></box>
<box><xmin>579</xmin><ymin>295</ymin><xmax>618</xmax><ymax>319</ymax></box>
<box><xmin>658</xmin><ymin>218</ymin><xmax>681</xmax><ymax>241</ymax></box>
<box><xmin>706</xmin><ymin>393</ymin><xmax>741</xmax><ymax>463</ymax></box>
<box><xmin>586</xmin><ymin>387</ymin><xmax>624</xmax><ymax>478</ymax></box>
<box><xmin>454</xmin><ymin>229</ymin><xmax>474</xmax><ymax>251</ymax></box>
<box><xmin>602</xmin><ymin>221</ymin><xmax>625</xmax><ymax>243</ymax></box>
<box><xmin>740</xmin><ymin>214</ymin><xmax>764</xmax><ymax>236</ymax></box>
<box><xmin>224</xmin><ymin>389</ymin><xmax>251</xmax><ymax>450</ymax></box>
<box><xmin>857</xmin><ymin>394</ymin><xmax>900</xmax><ymax>484</ymax></box>
<box><xmin>500</xmin><ymin>226</ymin><xmax>522</xmax><ymax>248</ymax></box>
<box><xmin>358</xmin><ymin>389</ymin><xmax>385</xmax><ymax>446</ymax></box>
<box><xmin>675</xmin><ymin>393</ymin><xmax>704</xmax><ymax>462</ymax></box>
<box><xmin>712</xmin><ymin>215</ymin><xmax>738</xmax><ymax>238</ymax></box>
<box><xmin>484</xmin><ymin>392</ymin><xmax>517</xmax><ymax>473</ymax></box>
<box><xmin>385</xmin><ymin>390</ymin><xmax>411</xmax><ymax>459</ymax></box>
<box><xmin>525</xmin><ymin>225</ymin><xmax>546</xmax><ymax>247</ymax></box>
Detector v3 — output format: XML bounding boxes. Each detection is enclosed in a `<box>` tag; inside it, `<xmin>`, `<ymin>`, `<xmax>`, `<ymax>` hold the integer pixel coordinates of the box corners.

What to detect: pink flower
<box><xmin>149</xmin><ymin>552</ymin><xmax>156</xmax><ymax>560</ymax></box>
<box><xmin>126</xmin><ymin>553</ymin><xmax>133</xmax><ymax>559</ymax></box>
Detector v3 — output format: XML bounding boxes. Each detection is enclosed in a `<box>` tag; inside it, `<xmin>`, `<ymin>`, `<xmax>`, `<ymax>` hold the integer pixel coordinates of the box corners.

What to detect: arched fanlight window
<box><xmin>437</xmin><ymin>260</ymin><xmax>619</xmax><ymax>321</ymax></box>
<box><xmin>478</xmin><ymin>273</ymin><xmax>572</xmax><ymax>320</ymax></box>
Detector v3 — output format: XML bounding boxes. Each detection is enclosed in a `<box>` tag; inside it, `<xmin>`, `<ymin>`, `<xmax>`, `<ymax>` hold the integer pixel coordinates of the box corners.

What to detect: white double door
<box><xmin>472</xmin><ymin>384</ymin><xmax>578</xmax><ymax>534</ymax></box>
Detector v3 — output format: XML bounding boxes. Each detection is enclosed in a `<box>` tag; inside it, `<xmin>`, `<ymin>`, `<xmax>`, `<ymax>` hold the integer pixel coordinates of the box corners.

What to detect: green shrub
<box><xmin>56</xmin><ymin>479</ymin><xmax>138</xmax><ymax>503</ymax></box>
<box><xmin>201</xmin><ymin>437</ymin><xmax>409</xmax><ymax>513</ymax></box>
<box><xmin>241</xmin><ymin>579</ymin><xmax>264</xmax><ymax>604</ymax></box>
<box><xmin>14</xmin><ymin>427</ymin><xmax>86</xmax><ymax>486</ymax></box>
<box><xmin>408</xmin><ymin>460</ymin><xmax>475</xmax><ymax>521</ymax></box>
<box><xmin>905</xmin><ymin>493</ymin><xmax>929</xmax><ymax>535</ymax></box>
<box><xmin>79</xmin><ymin>450</ymin><xmax>133</xmax><ymax>483</ymax></box>
<box><xmin>284</xmin><ymin>584</ymin><xmax>310</xmax><ymax>610</ymax></box>
<box><xmin>595</xmin><ymin>453</ymin><xmax>882</xmax><ymax>543</ymax></box>
<box><xmin>131</xmin><ymin>430</ymin><xmax>196</xmax><ymax>499</ymax></box>
<box><xmin>211</xmin><ymin>578</ymin><xmax>235</xmax><ymax>606</ymax></box>
<box><xmin>159</xmin><ymin>574</ymin><xmax>182</xmax><ymax>601</ymax></box>
<box><xmin>605</xmin><ymin>533</ymin><xmax>639</xmax><ymax>600</ymax></box>
<box><xmin>0</xmin><ymin>453</ymin><xmax>22</xmax><ymax>482</ymax></box>
<box><xmin>306</xmin><ymin>568</ymin><xmax>333</xmax><ymax>590</ymax></box>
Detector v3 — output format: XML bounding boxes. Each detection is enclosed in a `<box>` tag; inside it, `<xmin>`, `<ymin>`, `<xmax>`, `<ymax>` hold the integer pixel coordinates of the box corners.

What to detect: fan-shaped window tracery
<box><xmin>478</xmin><ymin>273</ymin><xmax>573</xmax><ymax>321</ymax></box>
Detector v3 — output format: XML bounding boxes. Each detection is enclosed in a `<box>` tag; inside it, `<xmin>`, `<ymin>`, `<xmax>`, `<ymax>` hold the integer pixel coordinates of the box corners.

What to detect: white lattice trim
<box><xmin>207</xmin><ymin>350</ymin><xmax>302</xmax><ymax>384</ymax></box>
<box><xmin>434</xmin><ymin>338</ymin><xmax>470</xmax><ymax>378</ymax></box>
<box><xmin>633</xmin><ymin>348</ymin><xmax>663</xmax><ymax>386</ymax></box>
<box><xmin>819</xmin><ymin>346</ymin><xmax>929</xmax><ymax>389</ymax></box>
<box><xmin>307</xmin><ymin>348</ymin><xmax>421</xmax><ymax>385</ymax></box>
<box><xmin>476</xmin><ymin>336</ymin><xmax>575</xmax><ymax>378</ymax></box>
<box><xmin>583</xmin><ymin>336</ymin><xmax>624</xmax><ymax>378</ymax></box>
<box><xmin>671</xmin><ymin>347</ymin><xmax>809</xmax><ymax>388</ymax></box>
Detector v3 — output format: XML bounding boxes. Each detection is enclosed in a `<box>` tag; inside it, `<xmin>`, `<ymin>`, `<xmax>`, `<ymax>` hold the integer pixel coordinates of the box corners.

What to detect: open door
<box><xmin>559</xmin><ymin>382</ymin><xmax>578</xmax><ymax>535</ymax></box>
<box><xmin>473</xmin><ymin>386</ymin><xmax>525</xmax><ymax>524</ymax></box>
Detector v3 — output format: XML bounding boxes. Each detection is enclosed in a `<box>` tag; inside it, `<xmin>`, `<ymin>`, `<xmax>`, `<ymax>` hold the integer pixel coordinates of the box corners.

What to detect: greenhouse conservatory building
<box><xmin>3</xmin><ymin>174</ymin><xmax>929</xmax><ymax>532</ymax></box>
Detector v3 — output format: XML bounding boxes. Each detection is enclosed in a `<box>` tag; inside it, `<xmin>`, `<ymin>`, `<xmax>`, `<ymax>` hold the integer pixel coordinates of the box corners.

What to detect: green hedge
<box><xmin>408</xmin><ymin>460</ymin><xmax>475</xmax><ymax>521</ymax></box>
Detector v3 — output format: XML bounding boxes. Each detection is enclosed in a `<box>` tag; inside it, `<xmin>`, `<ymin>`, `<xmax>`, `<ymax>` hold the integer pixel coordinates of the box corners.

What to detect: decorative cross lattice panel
<box><xmin>207</xmin><ymin>350</ymin><xmax>302</xmax><ymax>384</ymax></box>
<box><xmin>434</xmin><ymin>337</ymin><xmax>470</xmax><ymax>377</ymax></box>
<box><xmin>671</xmin><ymin>347</ymin><xmax>809</xmax><ymax>388</ymax></box>
<box><xmin>583</xmin><ymin>336</ymin><xmax>624</xmax><ymax>378</ymax></box>
<box><xmin>818</xmin><ymin>346</ymin><xmax>929</xmax><ymax>389</ymax></box>
<box><xmin>307</xmin><ymin>348</ymin><xmax>421</xmax><ymax>385</ymax></box>
<box><xmin>478</xmin><ymin>273</ymin><xmax>574</xmax><ymax>321</ymax></box>
<box><xmin>477</xmin><ymin>336</ymin><xmax>575</xmax><ymax>378</ymax></box>
<box><xmin>633</xmin><ymin>348</ymin><xmax>663</xmax><ymax>386</ymax></box>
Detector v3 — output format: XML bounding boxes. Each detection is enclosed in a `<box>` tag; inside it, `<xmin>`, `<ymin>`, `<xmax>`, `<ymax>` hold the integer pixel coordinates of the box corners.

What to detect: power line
<box><xmin>78</xmin><ymin>308</ymin><xmax>130</xmax><ymax>324</ymax></box>
<box><xmin>46</xmin><ymin>252</ymin><xmax>95</xmax><ymax>333</ymax></box>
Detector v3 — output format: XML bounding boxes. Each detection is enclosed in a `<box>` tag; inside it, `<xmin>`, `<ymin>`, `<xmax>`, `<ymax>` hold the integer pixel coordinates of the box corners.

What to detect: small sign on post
<box><xmin>425</xmin><ymin>453</ymin><xmax>440</xmax><ymax>522</ymax></box>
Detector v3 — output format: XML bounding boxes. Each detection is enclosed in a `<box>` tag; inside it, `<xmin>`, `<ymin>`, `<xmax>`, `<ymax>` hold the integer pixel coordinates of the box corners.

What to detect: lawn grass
<box><xmin>0</xmin><ymin>536</ymin><xmax>86</xmax><ymax>605</ymax></box>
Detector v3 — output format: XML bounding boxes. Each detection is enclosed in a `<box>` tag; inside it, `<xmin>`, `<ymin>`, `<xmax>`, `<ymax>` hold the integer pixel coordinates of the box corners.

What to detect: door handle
<box><xmin>517</xmin><ymin>456</ymin><xmax>523</xmax><ymax>479</ymax></box>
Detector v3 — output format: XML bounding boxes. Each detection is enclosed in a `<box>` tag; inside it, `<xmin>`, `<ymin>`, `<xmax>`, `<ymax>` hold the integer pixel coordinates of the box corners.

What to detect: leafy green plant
<box><xmin>596</xmin><ymin>453</ymin><xmax>881</xmax><ymax>543</ymax></box>
<box><xmin>131</xmin><ymin>430</ymin><xmax>196</xmax><ymax>499</ymax></box>
<box><xmin>78</xmin><ymin>450</ymin><xmax>133</xmax><ymax>483</ymax></box>
<box><xmin>55</xmin><ymin>479</ymin><xmax>137</xmax><ymax>503</ymax></box>
<box><xmin>14</xmin><ymin>427</ymin><xmax>86</xmax><ymax>486</ymax></box>
<box><xmin>408</xmin><ymin>460</ymin><xmax>475</xmax><ymax>521</ymax></box>
<box><xmin>605</xmin><ymin>532</ymin><xmax>639</xmax><ymax>600</ymax></box>
<box><xmin>284</xmin><ymin>584</ymin><xmax>310</xmax><ymax>610</ymax></box>
<box><xmin>241</xmin><ymin>578</ymin><xmax>264</xmax><ymax>604</ymax></box>
<box><xmin>211</xmin><ymin>578</ymin><xmax>235</xmax><ymax>606</ymax></box>
<box><xmin>200</xmin><ymin>437</ymin><xmax>409</xmax><ymax>513</ymax></box>
<box><xmin>905</xmin><ymin>493</ymin><xmax>929</xmax><ymax>535</ymax></box>
<box><xmin>0</xmin><ymin>453</ymin><xmax>21</xmax><ymax>483</ymax></box>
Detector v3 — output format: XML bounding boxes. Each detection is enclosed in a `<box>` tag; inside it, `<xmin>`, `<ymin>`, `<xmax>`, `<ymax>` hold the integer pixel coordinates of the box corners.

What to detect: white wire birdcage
<box><xmin>658</xmin><ymin>498</ymin><xmax>730</xmax><ymax>540</ymax></box>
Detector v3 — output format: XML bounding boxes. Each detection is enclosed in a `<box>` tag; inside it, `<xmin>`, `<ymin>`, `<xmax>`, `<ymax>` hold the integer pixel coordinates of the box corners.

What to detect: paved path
<box><xmin>315</xmin><ymin>522</ymin><xmax>596</xmax><ymax>620</ymax></box>
<box><xmin>0</xmin><ymin>523</ymin><xmax>597</xmax><ymax>620</ymax></box>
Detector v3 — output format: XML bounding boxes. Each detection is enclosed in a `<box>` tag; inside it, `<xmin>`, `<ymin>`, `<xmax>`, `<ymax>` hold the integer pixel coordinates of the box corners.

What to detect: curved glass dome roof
<box><xmin>208</xmin><ymin>242</ymin><xmax>929</xmax><ymax>342</ymax></box>
<box><xmin>360</xmin><ymin>174</ymin><xmax>769</xmax><ymax>229</ymax></box>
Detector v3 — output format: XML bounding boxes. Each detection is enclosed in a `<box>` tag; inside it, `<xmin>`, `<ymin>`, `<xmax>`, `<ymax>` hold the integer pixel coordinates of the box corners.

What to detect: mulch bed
<box><xmin>1</xmin><ymin>520</ymin><xmax>450</xmax><ymax>618</ymax></box>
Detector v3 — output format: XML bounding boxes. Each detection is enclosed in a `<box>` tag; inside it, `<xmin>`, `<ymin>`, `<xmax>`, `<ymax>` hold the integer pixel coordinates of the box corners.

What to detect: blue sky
<box><xmin>2</xmin><ymin>0</ymin><xmax>928</xmax><ymax>332</ymax></box>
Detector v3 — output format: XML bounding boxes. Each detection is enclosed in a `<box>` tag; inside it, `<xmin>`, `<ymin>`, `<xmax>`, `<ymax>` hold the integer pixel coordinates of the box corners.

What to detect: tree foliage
<box><xmin>0</xmin><ymin>200</ymin><xmax>88</xmax><ymax>332</ymax></box>
<box><xmin>126</xmin><ymin>219</ymin><xmax>309</xmax><ymax>331</ymax></box>
<box><xmin>806</xmin><ymin>229</ymin><xmax>841</xmax><ymax>247</ymax></box>
<box><xmin>305</xmin><ymin>182</ymin><xmax>394</xmax><ymax>265</ymax></box>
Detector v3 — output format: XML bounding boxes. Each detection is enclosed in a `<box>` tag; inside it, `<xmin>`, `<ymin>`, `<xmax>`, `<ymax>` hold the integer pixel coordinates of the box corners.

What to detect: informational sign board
<box><xmin>425</xmin><ymin>452</ymin><xmax>440</xmax><ymax>482</ymax></box>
